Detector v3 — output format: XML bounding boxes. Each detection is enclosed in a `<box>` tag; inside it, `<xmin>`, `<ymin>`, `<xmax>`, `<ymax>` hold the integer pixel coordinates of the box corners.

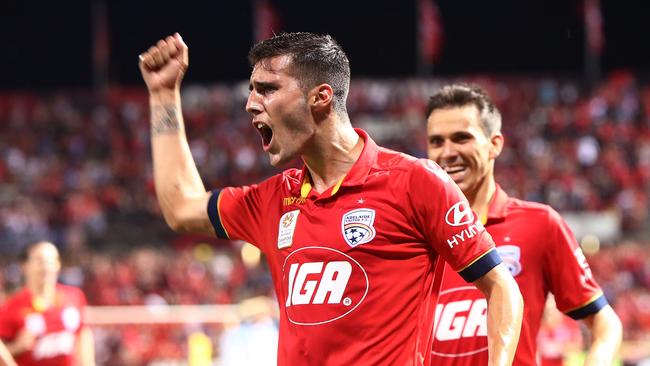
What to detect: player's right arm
<box><xmin>139</xmin><ymin>33</ymin><xmax>214</xmax><ymax>235</ymax></box>
<box><xmin>473</xmin><ymin>263</ymin><xmax>523</xmax><ymax>366</ymax></box>
<box><xmin>0</xmin><ymin>340</ymin><xmax>17</xmax><ymax>366</ymax></box>
<box><xmin>3</xmin><ymin>328</ymin><xmax>34</xmax><ymax>358</ymax></box>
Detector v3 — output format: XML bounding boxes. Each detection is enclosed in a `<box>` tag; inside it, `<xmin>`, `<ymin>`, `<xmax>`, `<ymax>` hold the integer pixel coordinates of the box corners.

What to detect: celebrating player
<box><xmin>138</xmin><ymin>32</ymin><xmax>523</xmax><ymax>365</ymax></box>
<box><xmin>0</xmin><ymin>241</ymin><xmax>95</xmax><ymax>366</ymax></box>
<box><xmin>426</xmin><ymin>84</ymin><xmax>622</xmax><ymax>365</ymax></box>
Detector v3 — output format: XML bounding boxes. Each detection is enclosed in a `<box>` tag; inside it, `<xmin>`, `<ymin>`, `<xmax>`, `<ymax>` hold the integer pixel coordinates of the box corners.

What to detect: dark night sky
<box><xmin>1</xmin><ymin>0</ymin><xmax>648</xmax><ymax>89</ymax></box>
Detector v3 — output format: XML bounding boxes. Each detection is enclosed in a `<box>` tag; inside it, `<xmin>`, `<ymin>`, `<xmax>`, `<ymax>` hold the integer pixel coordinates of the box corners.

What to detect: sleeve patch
<box><xmin>207</xmin><ymin>189</ymin><xmax>229</xmax><ymax>239</ymax></box>
<box><xmin>458</xmin><ymin>249</ymin><xmax>502</xmax><ymax>283</ymax></box>
<box><xmin>566</xmin><ymin>293</ymin><xmax>608</xmax><ymax>320</ymax></box>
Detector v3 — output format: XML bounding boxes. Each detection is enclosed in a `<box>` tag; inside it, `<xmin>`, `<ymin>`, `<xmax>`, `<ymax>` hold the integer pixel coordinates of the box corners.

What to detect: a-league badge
<box><xmin>341</xmin><ymin>208</ymin><xmax>376</xmax><ymax>247</ymax></box>
<box><xmin>496</xmin><ymin>245</ymin><xmax>522</xmax><ymax>276</ymax></box>
<box><xmin>278</xmin><ymin>210</ymin><xmax>300</xmax><ymax>249</ymax></box>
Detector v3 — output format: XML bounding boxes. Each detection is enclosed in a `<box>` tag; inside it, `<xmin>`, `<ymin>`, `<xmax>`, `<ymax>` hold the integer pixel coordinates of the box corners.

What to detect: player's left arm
<box><xmin>580</xmin><ymin>305</ymin><xmax>622</xmax><ymax>366</ymax></box>
<box><xmin>75</xmin><ymin>290</ymin><xmax>95</xmax><ymax>366</ymax></box>
<box><xmin>75</xmin><ymin>326</ymin><xmax>95</xmax><ymax>366</ymax></box>
<box><xmin>407</xmin><ymin>159</ymin><xmax>522</xmax><ymax>365</ymax></box>
<box><xmin>543</xmin><ymin>210</ymin><xmax>621</xmax><ymax>365</ymax></box>
<box><xmin>473</xmin><ymin>263</ymin><xmax>523</xmax><ymax>366</ymax></box>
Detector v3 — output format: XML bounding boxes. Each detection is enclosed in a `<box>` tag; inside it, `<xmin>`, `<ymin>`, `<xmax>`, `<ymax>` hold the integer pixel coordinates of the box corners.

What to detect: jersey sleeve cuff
<box><xmin>207</xmin><ymin>189</ymin><xmax>229</xmax><ymax>239</ymax></box>
<box><xmin>566</xmin><ymin>293</ymin><xmax>608</xmax><ymax>320</ymax></box>
<box><xmin>458</xmin><ymin>249</ymin><xmax>502</xmax><ymax>283</ymax></box>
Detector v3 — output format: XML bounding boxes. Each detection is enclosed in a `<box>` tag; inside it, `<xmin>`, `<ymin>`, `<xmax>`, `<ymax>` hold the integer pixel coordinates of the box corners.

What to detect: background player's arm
<box><xmin>473</xmin><ymin>263</ymin><xmax>523</xmax><ymax>366</ymax></box>
<box><xmin>0</xmin><ymin>340</ymin><xmax>17</xmax><ymax>366</ymax></box>
<box><xmin>580</xmin><ymin>305</ymin><xmax>622</xmax><ymax>366</ymax></box>
<box><xmin>4</xmin><ymin>328</ymin><xmax>34</xmax><ymax>357</ymax></box>
<box><xmin>75</xmin><ymin>326</ymin><xmax>96</xmax><ymax>366</ymax></box>
<box><xmin>544</xmin><ymin>211</ymin><xmax>622</xmax><ymax>365</ymax></box>
<box><xmin>139</xmin><ymin>33</ymin><xmax>214</xmax><ymax>235</ymax></box>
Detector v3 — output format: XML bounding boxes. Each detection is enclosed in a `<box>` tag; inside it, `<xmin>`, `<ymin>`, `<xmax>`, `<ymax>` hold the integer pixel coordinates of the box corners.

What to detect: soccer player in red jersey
<box><xmin>138</xmin><ymin>32</ymin><xmax>523</xmax><ymax>365</ymax></box>
<box><xmin>0</xmin><ymin>241</ymin><xmax>95</xmax><ymax>366</ymax></box>
<box><xmin>426</xmin><ymin>84</ymin><xmax>622</xmax><ymax>365</ymax></box>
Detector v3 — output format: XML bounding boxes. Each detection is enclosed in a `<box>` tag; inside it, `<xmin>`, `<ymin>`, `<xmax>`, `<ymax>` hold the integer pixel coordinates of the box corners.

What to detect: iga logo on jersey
<box><xmin>433</xmin><ymin>286</ymin><xmax>488</xmax><ymax>357</ymax></box>
<box><xmin>283</xmin><ymin>246</ymin><xmax>369</xmax><ymax>326</ymax></box>
<box><xmin>445</xmin><ymin>201</ymin><xmax>474</xmax><ymax>226</ymax></box>
<box><xmin>341</xmin><ymin>208</ymin><xmax>376</xmax><ymax>247</ymax></box>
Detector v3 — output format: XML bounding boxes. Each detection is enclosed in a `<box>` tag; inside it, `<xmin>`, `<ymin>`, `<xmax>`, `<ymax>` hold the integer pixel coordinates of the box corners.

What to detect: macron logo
<box><xmin>445</xmin><ymin>201</ymin><xmax>474</xmax><ymax>227</ymax></box>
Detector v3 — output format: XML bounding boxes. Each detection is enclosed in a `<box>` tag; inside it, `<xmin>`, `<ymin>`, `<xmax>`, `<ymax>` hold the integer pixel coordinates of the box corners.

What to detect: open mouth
<box><xmin>254</xmin><ymin>122</ymin><xmax>273</xmax><ymax>148</ymax></box>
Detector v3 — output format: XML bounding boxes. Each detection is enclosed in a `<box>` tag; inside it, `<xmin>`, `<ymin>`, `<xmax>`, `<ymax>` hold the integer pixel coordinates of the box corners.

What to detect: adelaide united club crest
<box><xmin>496</xmin><ymin>245</ymin><xmax>522</xmax><ymax>277</ymax></box>
<box><xmin>341</xmin><ymin>208</ymin><xmax>376</xmax><ymax>247</ymax></box>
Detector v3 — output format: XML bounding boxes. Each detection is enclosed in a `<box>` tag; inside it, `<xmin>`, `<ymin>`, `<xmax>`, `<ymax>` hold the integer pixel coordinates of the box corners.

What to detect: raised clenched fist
<box><xmin>139</xmin><ymin>33</ymin><xmax>189</xmax><ymax>94</ymax></box>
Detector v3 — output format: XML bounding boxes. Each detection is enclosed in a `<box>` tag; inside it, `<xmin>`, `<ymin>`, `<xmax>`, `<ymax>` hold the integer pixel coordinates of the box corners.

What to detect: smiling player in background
<box><xmin>426</xmin><ymin>84</ymin><xmax>622</xmax><ymax>366</ymax></box>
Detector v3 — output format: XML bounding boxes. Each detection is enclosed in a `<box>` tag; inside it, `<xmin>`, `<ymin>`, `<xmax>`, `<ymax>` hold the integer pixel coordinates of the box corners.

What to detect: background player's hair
<box><xmin>18</xmin><ymin>240</ymin><xmax>56</xmax><ymax>263</ymax></box>
<box><xmin>248</xmin><ymin>32</ymin><xmax>351</xmax><ymax>115</ymax></box>
<box><xmin>426</xmin><ymin>84</ymin><xmax>502</xmax><ymax>137</ymax></box>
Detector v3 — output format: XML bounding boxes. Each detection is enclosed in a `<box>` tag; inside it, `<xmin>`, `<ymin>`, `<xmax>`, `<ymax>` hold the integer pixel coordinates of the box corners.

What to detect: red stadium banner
<box><xmin>417</xmin><ymin>0</ymin><xmax>444</xmax><ymax>65</ymax></box>
<box><xmin>584</xmin><ymin>0</ymin><xmax>604</xmax><ymax>55</ymax></box>
<box><xmin>92</xmin><ymin>0</ymin><xmax>110</xmax><ymax>90</ymax></box>
<box><xmin>253</xmin><ymin>0</ymin><xmax>282</xmax><ymax>43</ymax></box>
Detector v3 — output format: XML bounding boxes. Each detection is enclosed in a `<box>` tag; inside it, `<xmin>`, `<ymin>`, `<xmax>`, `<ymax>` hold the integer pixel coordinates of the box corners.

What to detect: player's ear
<box><xmin>489</xmin><ymin>133</ymin><xmax>504</xmax><ymax>159</ymax></box>
<box><xmin>310</xmin><ymin>84</ymin><xmax>334</xmax><ymax>121</ymax></box>
<box><xmin>311</xmin><ymin>84</ymin><xmax>333</xmax><ymax>108</ymax></box>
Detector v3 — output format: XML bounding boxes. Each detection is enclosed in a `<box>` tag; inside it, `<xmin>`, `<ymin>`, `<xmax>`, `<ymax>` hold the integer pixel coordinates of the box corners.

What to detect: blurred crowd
<box><xmin>1</xmin><ymin>72</ymin><xmax>650</xmax><ymax>252</ymax></box>
<box><xmin>0</xmin><ymin>242</ymin><xmax>275</xmax><ymax>365</ymax></box>
<box><xmin>1</xmin><ymin>72</ymin><xmax>650</xmax><ymax>364</ymax></box>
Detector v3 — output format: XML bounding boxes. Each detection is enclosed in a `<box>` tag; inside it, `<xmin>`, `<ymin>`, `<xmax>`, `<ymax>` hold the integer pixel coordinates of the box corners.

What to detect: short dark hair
<box><xmin>248</xmin><ymin>32</ymin><xmax>351</xmax><ymax>114</ymax></box>
<box><xmin>426</xmin><ymin>84</ymin><xmax>502</xmax><ymax>137</ymax></box>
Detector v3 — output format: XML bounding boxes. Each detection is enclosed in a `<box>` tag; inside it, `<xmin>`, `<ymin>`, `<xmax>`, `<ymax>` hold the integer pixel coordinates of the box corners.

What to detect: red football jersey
<box><xmin>208</xmin><ymin>129</ymin><xmax>501</xmax><ymax>366</ymax></box>
<box><xmin>431</xmin><ymin>186</ymin><xmax>607</xmax><ymax>366</ymax></box>
<box><xmin>0</xmin><ymin>284</ymin><xmax>87</xmax><ymax>366</ymax></box>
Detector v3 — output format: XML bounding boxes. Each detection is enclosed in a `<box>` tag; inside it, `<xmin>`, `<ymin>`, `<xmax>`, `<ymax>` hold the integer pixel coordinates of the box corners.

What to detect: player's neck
<box><xmin>27</xmin><ymin>280</ymin><xmax>57</xmax><ymax>303</ymax></box>
<box><xmin>467</xmin><ymin>176</ymin><xmax>497</xmax><ymax>223</ymax></box>
<box><xmin>303</xmin><ymin>123</ymin><xmax>362</xmax><ymax>194</ymax></box>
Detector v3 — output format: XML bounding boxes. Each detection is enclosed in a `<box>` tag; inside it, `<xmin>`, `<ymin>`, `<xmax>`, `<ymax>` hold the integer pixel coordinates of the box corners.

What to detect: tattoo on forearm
<box><xmin>151</xmin><ymin>105</ymin><xmax>180</xmax><ymax>135</ymax></box>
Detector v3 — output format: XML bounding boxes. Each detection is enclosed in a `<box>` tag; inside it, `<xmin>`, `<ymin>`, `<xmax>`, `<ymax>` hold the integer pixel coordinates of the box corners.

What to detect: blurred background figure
<box><xmin>219</xmin><ymin>296</ymin><xmax>278</xmax><ymax>366</ymax></box>
<box><xmin>0</xmin><ymin>241</ymin><xmax>94</xmax><ymax>366</ymax></box>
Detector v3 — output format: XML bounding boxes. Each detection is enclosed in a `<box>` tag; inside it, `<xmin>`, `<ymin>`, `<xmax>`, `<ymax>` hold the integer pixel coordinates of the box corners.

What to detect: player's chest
<box><xmin>486</xmin><ymin>222</ymin><xmax>545</xmax><ymax>280</ymax></box>
<box><xmin>20</xmin><ymin>306</ymin><xmax>81</xmax><ymax>335</ymax></box>
<box><xmin>268</xmin><ymin>194</ymin><xmax>427</xmax><ymax>326</ymax></box>
<box><xmin>270</xmin><ymin>194</ymin><xmax>418</xmax><ymax>255</ymax></box>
